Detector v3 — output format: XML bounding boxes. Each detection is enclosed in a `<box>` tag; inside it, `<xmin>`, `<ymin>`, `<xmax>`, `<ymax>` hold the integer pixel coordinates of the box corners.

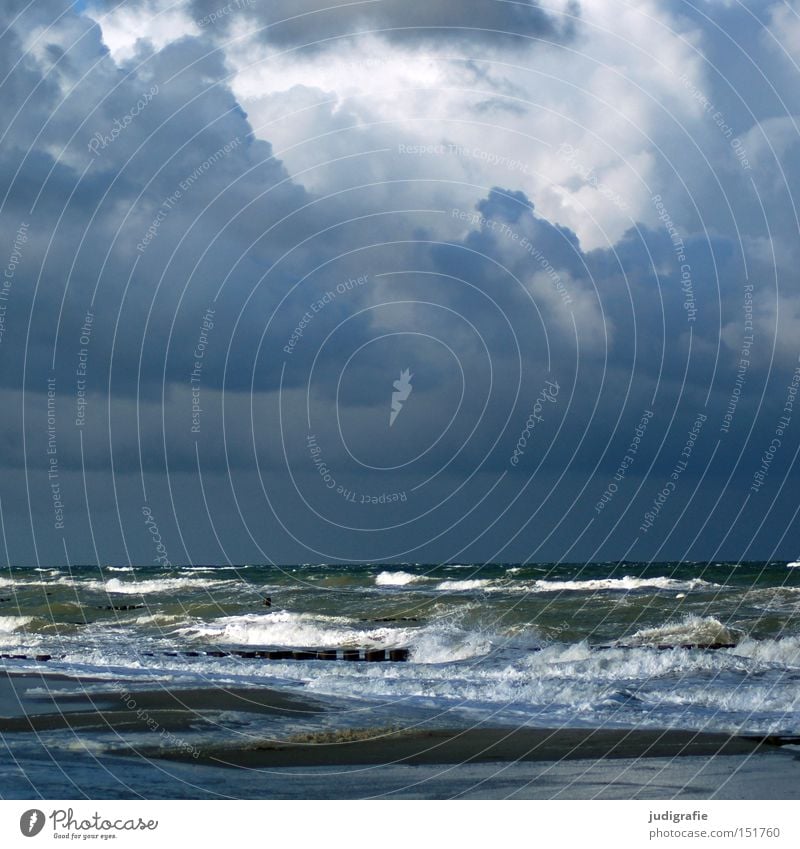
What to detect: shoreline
<box><xmin>2</xmin><ymin>669</ymin><xmax>799</xmax><ymax>799</ymax></box>
<box><xmin>2</xmin><ymin>668</ymin><xmax>792</xmax><ymax>769</ymax></box>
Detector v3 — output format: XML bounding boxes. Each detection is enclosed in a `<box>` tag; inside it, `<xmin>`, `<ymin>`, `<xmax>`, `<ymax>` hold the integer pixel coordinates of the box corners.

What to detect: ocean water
<box><xmin>1</xmin><ymin>560</ymin><xmax>799</xmax><ymax>796</ymax></box>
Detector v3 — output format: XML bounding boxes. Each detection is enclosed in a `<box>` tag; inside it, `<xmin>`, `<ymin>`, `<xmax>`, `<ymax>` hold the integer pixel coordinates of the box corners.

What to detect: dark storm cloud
<box><xmin>185</xmin><ymin>0</ymin><xmax>580</xmax><ymax>48</ymax></box>
<box><xmin>0</xmin><ymin>1</ymin><xmax>313</xmax><ymax>400</ymax></box>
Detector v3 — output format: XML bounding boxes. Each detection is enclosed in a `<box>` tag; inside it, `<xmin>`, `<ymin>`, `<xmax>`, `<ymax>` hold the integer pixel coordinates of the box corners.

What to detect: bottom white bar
<box><xmin>0</xmin><ymin>800</ymin><xmax>797</xmax><ymax>849</ymax></box>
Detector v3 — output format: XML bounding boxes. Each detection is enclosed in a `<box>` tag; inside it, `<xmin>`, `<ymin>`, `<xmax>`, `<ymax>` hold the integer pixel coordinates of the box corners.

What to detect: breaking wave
<box><xmin>0</xmin><ymin>615</ymin><xmax>32</xmax><ymax>634</ymax></box>
<box><xmin>622</xmin><ymin>615</ymin><xmax>739</xmax><ymax>647</ymax></box>
<box><xmin>178</xmin><ymin>610</ymin><xmax>411</xmax><ymax>649</ymax></box>
<box><xmin>375</xmin><ymin>571</ymin><xmax>427</xmax><ymax>586</ymax></box>
<box><xmin>436</xmin><ymin>579</ymin><xmax>494</xmax><ymax>591</ymax></box>
<box><xmin>102</xmin><ymin>577</ymin><xmax>229</xmax><ymax>595</ymax></box>
<box><xmin>529</xmin><ymin>576</ymin><xmax>715</xmax><ymax>593</ymax></box>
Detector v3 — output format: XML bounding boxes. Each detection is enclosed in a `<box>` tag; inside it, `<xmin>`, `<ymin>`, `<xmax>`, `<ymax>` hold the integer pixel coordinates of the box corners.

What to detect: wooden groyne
<box><xmin>0</xmin><ymin>647</ymin><xmax>411</xmax><ymax>664</ymax></box>
<box><xmin>0</xmin><ymin>643</ymin><xmax>743</xmax><ymax>666</ymax></box>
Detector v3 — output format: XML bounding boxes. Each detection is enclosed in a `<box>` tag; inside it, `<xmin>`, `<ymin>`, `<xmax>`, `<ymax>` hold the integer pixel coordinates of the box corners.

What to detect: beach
<box><xmin>1</xmin><ymin>561</ymin><xmax>799</xmax><ymax>798</ymax></box>
<box><xmin>2</xmin><ymin>667</ymin><xmax>799</xmax><ymax>799</ymax></box>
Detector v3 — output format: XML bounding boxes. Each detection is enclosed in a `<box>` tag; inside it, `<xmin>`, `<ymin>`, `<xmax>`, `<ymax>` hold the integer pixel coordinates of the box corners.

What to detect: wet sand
<box><xmin>152</xmin><ymin>726</ymin><xmax>781</xmax><ymax>769</ymax></box>
<box><xmin>3</xmin><ymin>670</ymin><xmax>800</xmax><ymax>799</ymax></box>
<box><xmin>0</xmin><ymin>669</ymin><xmax>327</xmax><ymax>733</ymax></box>
<box><xmin>2</xmin><ymin>669</ymin><xmax>791</xmax><ymax>769</ymax></box>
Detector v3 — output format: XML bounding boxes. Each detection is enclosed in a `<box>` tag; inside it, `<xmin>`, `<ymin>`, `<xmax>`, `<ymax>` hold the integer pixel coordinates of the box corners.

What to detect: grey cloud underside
<box><xmin>184</xmin><ymin>0</ymin><xmax>580</xmax><ymax>47</ymax></box>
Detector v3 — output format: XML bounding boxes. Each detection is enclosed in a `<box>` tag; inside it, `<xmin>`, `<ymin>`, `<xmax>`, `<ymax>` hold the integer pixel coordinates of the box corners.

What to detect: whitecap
<box><xmin>102</xmin><ymin>577</ymin><xmax>229</xmax><ymax>595</ymax></box>
<box><xmin>435</xmin><ymin>579</ymin><xmax>494</xmax><ymax>591</ymax></box>
<box><xmin>528</xmin><ymin>576</ymin><xmax>714</xmax><ymax>593</ymax></box>
<box><xmin>375</xmin><ymin>571</ymin><xmax>426</xmax><ymax>586</ymax></box>
<box><xmin>0</xmin><ymin>615</ymin><xmax>32</xmax><ymax>634</ymax></box>
<box><xmin>178</xmin><ymin>610</ymin><xmax>411</xmax><ymax>649</ymax></box>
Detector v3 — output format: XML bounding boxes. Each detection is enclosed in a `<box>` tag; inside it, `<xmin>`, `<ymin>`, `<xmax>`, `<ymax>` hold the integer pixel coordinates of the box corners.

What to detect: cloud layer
<box><xmin>1</xmin><ymin>0</ymin><xmax>799</xmax><ymax>565</ymax></box>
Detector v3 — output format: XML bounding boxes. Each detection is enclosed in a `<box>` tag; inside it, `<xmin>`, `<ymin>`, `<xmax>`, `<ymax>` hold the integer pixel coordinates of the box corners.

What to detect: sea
<box><xmin>1</xmin><ymin>560</ymin><xmax>799</xmax><ymax>797</ymax></box>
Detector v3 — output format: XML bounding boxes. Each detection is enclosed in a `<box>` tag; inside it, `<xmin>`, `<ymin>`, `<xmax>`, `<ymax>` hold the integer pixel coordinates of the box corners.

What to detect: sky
<box><xmin>1</xmin><ymin>0</ymin><xmax>799</xmax><ymax>566</ymax></box>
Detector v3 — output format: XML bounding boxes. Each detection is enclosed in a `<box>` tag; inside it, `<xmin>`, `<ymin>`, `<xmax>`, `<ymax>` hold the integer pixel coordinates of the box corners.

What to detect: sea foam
<box><xmin>0</xmin><ymin>615</ymin><xmax>32</xmax><ymax>634</ymax></box>
<box><xmin>529</xmin><ymin>576</ymin><xmax>714</xmax><ymax>593</ymax></box>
